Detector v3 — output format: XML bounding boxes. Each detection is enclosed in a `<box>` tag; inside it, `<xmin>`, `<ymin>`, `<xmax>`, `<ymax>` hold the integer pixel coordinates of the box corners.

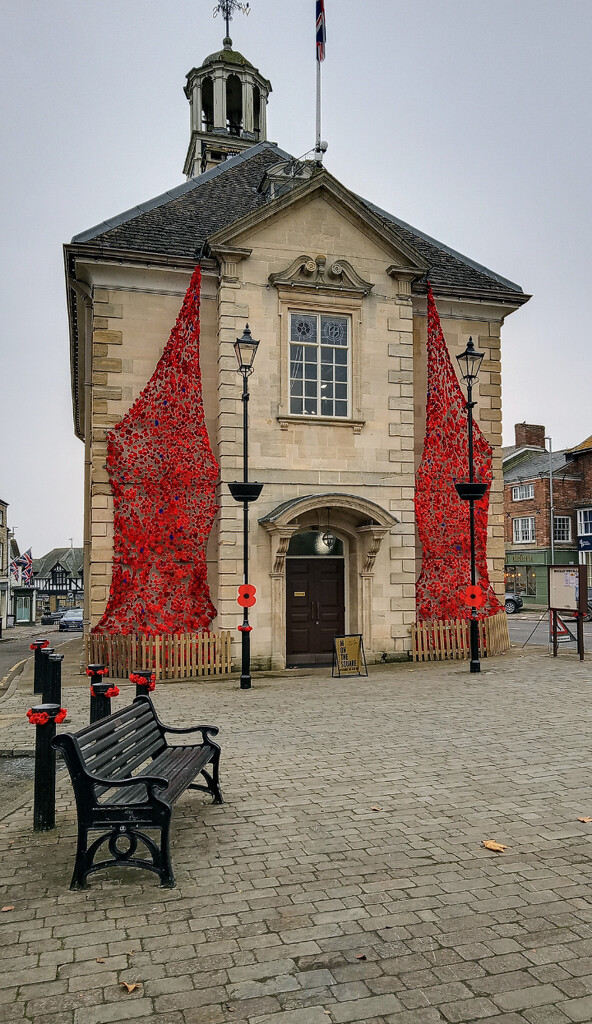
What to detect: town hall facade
<box><xmin>65</xmin><ymin>35</ymin><xmax>528</xmax><ymax>669</ymax></box>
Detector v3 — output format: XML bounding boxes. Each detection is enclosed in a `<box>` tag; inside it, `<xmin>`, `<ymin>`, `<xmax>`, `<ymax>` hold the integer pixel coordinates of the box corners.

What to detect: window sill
<box><xmin>277</xmin><ymin>415</ymin><xmax>365</xmax><ymax>434</ymax></box>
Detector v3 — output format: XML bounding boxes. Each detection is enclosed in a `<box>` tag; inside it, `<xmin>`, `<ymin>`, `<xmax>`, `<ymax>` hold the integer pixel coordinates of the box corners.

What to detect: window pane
<box><xmin>321</xmin><ymin>316</ymin><xmax>348</xmax><ymax>346</ymax></box>
<box><xmin>289</xmin><ymin>312</ymin><xmax>349</xmax><ymax>419</ymax></box>
<box><xmin>291</xmin><ymin>315</ymin><xmax>316</xmax><ymax>342</ymax></box>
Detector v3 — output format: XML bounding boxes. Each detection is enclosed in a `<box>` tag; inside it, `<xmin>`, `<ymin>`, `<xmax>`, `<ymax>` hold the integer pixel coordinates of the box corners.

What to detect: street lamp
<box><xmin>454</xmin><ymin>338</ymin><xmax>487</xmax><ymax>674</ymax></box>
<box><xmin>228</xmin><ymin>325</ymin><xmax>263</xmax><ymax>690</ymax></box>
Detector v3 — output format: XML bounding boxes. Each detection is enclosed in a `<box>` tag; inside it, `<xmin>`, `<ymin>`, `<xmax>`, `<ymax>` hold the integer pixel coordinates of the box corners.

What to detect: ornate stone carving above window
<box><xmin>269</xmin><ymin>255</ymin><xmax>374</xmax><ymax>297</ymax></box>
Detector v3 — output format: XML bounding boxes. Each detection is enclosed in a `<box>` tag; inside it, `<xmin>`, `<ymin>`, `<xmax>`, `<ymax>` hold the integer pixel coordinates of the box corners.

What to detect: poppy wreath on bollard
<box><xmin>129</xmin><ymin>672</ymin><xmax>156</xmax><ymax>691</ymax></box>
<box><xmin>85</xmin><ymin>667</ymin><xmax>109</xmax><ymax>677</ymax></box>
<box><xmin>26</xmin><ymin>708</ymin><xmax>68</xmax><ymax>726</ymax></box>
<box><xmin>90</xmin><ymin>685</ymin><xmax>120</xmax><ymax>698</ymax></box>
<box><xmin>30</xmin><ymin>640</ymin><xmax>50</xmax><ymax>651</ymax></box>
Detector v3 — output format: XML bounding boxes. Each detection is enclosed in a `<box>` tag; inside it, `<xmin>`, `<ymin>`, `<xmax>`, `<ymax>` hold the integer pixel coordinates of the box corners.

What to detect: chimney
<box><xmin>514</xmin><ymin>423</ymin><xmax>546</xmax><ymax>449</ymax></box>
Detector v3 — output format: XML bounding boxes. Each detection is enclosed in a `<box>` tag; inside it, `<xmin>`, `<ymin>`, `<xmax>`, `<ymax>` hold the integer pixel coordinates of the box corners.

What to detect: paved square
<box><xmin>1</xmin><ymin>646</ymin><xmax>592</xmax><ymax>1023</ymax></box>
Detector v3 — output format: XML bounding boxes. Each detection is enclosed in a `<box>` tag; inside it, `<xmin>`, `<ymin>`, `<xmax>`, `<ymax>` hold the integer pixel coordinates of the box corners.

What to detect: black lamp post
<box><xmin>454</xmin><ymin>338</ymin><xmax>487</xmax><ymax>674</ymax></box>
<box><xmin>228</xmin><ymin>325</ymin><xmax>263</xmax><ymax>690</ymax></box>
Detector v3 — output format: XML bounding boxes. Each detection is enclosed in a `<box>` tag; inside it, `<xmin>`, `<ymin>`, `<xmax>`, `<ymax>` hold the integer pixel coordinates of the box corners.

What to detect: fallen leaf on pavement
<box><xmin>481</xmin><ymin>840</ymin><xmax>507</xmax><ymax>853</ymax></box>
<box><xmin>120</xmin><ymin>982</ymin><xmax>141</xmax><ymax>994</ymax></box>
<box><xmin>1</xmin><ymin>906</ymin><xmax>14</xmax><ymax>912</ymax></box>
<box><xmin>355</xmin><ymin>954</ymin><xmax>367</xmax><ymax>960</ymax></box>
<box><xmin>578</xmin><ymin>817</ymin><xmax>592</xmax><ymax>823</ymax></box>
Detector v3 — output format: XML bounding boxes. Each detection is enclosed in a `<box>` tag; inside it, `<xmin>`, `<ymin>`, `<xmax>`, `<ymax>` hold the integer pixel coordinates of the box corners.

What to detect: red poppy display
<box><xmin>94</xmin><ymin>266</ymin><xmax>220</xmax><ymax>635</ymax></box>
<box><xmin>90</xmin><ymin>685</ymin><xmax>120</xmax><ymax>698</ymax></box>
<box><xmin>415</xmin><ymin>285</ymin><xmax>501</xmax><ymax>622</ymax></box>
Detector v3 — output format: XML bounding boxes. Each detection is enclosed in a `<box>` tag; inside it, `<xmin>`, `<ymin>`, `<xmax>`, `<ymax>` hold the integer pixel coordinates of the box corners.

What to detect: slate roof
<box><xmin>71</xmin><ymin>142</ymin><xmax>528</xmax><ymax>305</ymax></box>
<box><xmin>503</xmin><ymin>450</ymin><xmax>578</xmax><ymax>484</ymax></box>
<box><xmin>33</xmin><ymin>548</ymin><xmax>84</xmax><ymax>579</ymax></box>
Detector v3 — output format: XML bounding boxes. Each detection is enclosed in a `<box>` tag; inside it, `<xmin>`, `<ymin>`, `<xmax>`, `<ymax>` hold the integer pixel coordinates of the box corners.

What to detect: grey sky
<box><xmin>1</xmin><ymin>0</ymin><xmax>590</xmax><ymax>556</ymax></box>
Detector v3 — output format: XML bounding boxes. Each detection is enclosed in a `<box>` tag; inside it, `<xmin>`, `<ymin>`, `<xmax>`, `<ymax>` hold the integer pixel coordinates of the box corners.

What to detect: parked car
<box><xmin>40</xmin><ymin>610</ymin><xmax>64</xmax><ymax>625</ymax></box>
<box><xmin>58</xmin><ymin>608</ymin><xmax>83</xmax><ymax>631</ymax></box>
<box><xmin>505</xmin><ymin>592</ymin><xmax>524</xmax><ymax>615</ymax></box>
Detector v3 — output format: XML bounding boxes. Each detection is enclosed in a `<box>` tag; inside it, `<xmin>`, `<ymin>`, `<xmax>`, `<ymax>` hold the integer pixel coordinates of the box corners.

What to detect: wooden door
<box><xmin>286</xmin><ymin>559</ymin><xmax>345</xmax><ymax>666</ymax></box>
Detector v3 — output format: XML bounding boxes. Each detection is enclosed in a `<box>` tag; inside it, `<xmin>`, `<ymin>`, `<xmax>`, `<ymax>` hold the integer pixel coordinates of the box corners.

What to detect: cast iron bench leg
<box><xmin>158</xmin><ymin>820</ymin><xmax>175</xmax><ymax>888</ymax></box>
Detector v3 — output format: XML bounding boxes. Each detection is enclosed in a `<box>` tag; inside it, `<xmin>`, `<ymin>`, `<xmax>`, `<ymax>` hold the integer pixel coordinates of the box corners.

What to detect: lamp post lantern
<box><xmin>455</xmin><ymin>338</ymin><xmax>487</xmax><ymax>674</ymax></box>
<box><xmin>228</xmin><ymin>325</ymin><xmax>263</xmax><ymax>690</ymax></box>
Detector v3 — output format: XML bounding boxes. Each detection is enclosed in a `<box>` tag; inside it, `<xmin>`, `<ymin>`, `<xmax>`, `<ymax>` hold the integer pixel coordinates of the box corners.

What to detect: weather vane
<box><xmin>213</xmin><ymin>1</ymin><xmax>250</xmax><ymax>41</ymax></box>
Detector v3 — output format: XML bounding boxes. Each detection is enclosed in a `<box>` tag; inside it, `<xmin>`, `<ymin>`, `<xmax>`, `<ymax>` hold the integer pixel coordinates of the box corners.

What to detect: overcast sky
<box><xmin>1</xmin><ymin>0</ymin><xmax>591</xmax><ymax>556</ymax></box>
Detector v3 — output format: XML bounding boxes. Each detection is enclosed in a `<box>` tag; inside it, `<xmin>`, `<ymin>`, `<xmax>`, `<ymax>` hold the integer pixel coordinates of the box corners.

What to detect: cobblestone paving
<box><xmin>2</xmin><ymin>646</ymin><xmax>592</xmax><ymax>1023</ymax></box>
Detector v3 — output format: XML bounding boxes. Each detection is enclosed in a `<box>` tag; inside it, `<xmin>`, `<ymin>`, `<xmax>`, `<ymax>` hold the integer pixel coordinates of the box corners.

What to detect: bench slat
<box><xmin>101</xmin><ymin>746</ymin><xmax>210</xmax><ymax>806</ymax></box>
<box><xmin>85</xmin><ymin>720</ymin><xmax>164</xmax><ymax>776</ymax></box>
<box><xmin>76</xmin><ymin>702</ymin><xmax>152</xmax><ymax>745</ymax></box>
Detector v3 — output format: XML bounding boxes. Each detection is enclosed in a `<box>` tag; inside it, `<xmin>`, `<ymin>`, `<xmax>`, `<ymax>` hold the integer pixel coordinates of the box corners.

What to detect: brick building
<box><xmin>65</xmin><ymin>31</ymin><xmax>528</xmax><ymax>667</ymax></box>
<box><xmin>503</xmin><ymin>424</ymin><xmax>592</xmax><ymax>607</ymax></box>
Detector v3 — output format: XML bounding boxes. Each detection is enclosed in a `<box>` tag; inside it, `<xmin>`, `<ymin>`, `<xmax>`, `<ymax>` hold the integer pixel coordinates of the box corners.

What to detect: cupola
<box><xmin>184</xmin><ymin>36</ymin><xmax>272</xmax><ymax>177</ymax></box>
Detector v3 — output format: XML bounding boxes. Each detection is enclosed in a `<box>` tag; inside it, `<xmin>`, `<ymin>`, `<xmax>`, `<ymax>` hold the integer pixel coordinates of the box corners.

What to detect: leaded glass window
<box><xmin>289</xmin><ymin>312</ymin><xmax>349</xmax><ymax>417</ymax></box>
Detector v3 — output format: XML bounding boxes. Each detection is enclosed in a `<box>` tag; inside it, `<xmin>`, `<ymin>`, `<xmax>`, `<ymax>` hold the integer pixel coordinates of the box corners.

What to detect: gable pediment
<box><xmin>208</xmin><ymin>169</ymin><xmax>429</xmax><ymax>277</ymax></box>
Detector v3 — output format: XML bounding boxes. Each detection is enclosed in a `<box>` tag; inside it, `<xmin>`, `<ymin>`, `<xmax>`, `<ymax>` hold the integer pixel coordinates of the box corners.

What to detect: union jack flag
<box><xmin>316</xmin><ymin>0</ymin><xmax>326</xmax><ymax>62</ymax></box>
<box><xmin>20</xmin><ymin>548</ymin><xmax>33</xmax><ymax>586</ymax></box>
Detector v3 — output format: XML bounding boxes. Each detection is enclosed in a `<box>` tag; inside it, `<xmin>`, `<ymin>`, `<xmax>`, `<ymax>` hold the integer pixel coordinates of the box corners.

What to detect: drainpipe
<box><xmin>545</xmin><ymin>436</ymin><xmax>555</xmax><ymax>565</ymax></box>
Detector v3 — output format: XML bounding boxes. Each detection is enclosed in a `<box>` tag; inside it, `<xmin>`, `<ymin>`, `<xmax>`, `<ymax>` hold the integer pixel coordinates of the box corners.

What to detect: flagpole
<box><xmin>315</xmin><ymin>57</ymin><xmax>322</xmax><ymax>162</ymax></box>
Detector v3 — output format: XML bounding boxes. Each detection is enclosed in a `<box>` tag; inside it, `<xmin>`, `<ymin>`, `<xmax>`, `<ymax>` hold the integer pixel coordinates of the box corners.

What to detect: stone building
<box><xmin>65</xmin><ymin>34</ymin><xmax>528</xmax><ymax>668</ymax></box>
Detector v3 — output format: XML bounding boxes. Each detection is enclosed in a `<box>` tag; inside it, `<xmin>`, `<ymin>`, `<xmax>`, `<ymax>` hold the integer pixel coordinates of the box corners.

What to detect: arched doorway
<box><xmin>259</xmin><ymin>493</ymin><xmax>398</xmax><ymax>670</ymax></box>
<box><xmin>285</xmin><ymin>530</ymin><xmax>345</xmax><ymax>666</ymax></box>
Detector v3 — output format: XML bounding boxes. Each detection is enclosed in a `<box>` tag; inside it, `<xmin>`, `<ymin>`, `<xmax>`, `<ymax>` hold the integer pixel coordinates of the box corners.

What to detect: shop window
<box><xmin>505</xmin><ymin>565</ymin><xmax>536</xmax><ymax>597</ymax></box>
<box><xmin>289</xmin><ymin>312</ymin><xmax>350</xmax><ymax>418</ymax></box>
<box><xmin>512</xmin><ymin>516</ymin><xmax>535</xmax><ymax>543</ymax></box>
<box><xmin>512</xmin><ymin>483</ymin><xmax>534</xmax><ymax>501</ymax></box>
<box><xmin>554</xmin><ymin>516</ymin><xmax>572</xmax><ymax>542</ymax></box>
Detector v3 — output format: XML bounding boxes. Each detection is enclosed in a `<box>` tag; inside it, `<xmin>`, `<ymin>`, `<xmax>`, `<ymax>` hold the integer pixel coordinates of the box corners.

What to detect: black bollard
<box><xmin>89</xmin><ymin>680</ymin><xmax>119</xmax><ymax>724</ymax></box>
<box><xmin>39</xmin><ymin>648</ymin><xmax>55</xmax><ymax>698</ymax></box>
<box><xmin>43</xmin><ymin>653</ymin><xmax>64</xmax><ymax>706</ymax></box>
<box><xmin>31</xmin><ymin>639</ymin><xmax>51</xmax><ymax>694</ymax></box>
<box><xmin>28</xmin><ymin>703</ymin><xmax>65</xmax><ymax>832</ymax></box>
<box><xmin>130</xmin><ymin>668</ymin><xmax>156</xmax><ymax>698</ymax></box>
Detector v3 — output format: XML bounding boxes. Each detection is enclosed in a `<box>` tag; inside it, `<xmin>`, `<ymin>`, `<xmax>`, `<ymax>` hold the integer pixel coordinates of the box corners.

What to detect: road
<box><xmin>507</xmin><ymin>612</ymin><xmax>592</xmax><ymax>652</ymax></box>
<box><xmin>0</xmin><ymin>625</ymin><xmax>76</xmax><ymax>685</ymax></box>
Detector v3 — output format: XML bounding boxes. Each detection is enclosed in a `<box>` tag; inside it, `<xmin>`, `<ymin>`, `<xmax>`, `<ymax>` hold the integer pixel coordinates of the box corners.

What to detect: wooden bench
<box><xmin>53</xmin><ymin>694</ymin><xmax>222</xmax><ymax>889</ymax></box>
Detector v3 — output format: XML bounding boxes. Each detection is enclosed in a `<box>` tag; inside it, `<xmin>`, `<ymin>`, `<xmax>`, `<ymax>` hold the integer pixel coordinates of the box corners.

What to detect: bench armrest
<box><xmin>133</xmin><ymin>696</ymin><xmax>219</xmax><ymax>743</ymax></box>
<box><xmin>161</xmin><ymin>723</ymin><xmax>219</xmax><ymax>739</ymax></box>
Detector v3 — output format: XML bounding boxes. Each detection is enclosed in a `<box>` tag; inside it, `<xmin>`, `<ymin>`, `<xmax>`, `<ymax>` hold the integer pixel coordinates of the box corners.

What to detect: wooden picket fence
<box><xmin>86</xmin><ymin>631</ymin><xmax>233</xmax><ymax>681</ymax></box>
<box><xmin>412</xmin><ymin>611</ymin><xmax>510</xmax><ymax>663</ymax></box>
